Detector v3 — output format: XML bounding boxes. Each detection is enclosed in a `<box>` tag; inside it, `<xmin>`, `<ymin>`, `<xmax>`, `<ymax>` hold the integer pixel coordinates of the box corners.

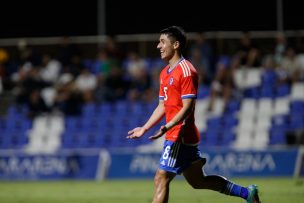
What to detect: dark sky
<box><xmin>105</xmin><ymin>1</ymin><xmax>278</xmax><ymax>34</ymax></box>
<box><xmin>0</xmin><ymin>1</ymin><xmax>97</xmax><ymax>38</ymax></box>
<box><xmin>0</xmin><ymin>0</ymin><xmax>303</xmax><ymax>38</ymax></box>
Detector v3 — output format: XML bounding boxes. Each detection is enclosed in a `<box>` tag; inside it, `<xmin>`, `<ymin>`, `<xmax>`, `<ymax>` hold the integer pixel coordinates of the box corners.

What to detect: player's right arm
<box><xmin>127</xmin><ymin>100</ymin><xmax>165</xmax><ymax>139</ymax></box>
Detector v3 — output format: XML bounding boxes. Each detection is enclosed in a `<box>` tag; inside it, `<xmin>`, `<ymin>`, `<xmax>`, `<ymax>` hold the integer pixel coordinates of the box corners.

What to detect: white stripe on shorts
<box><xmin>168</xmin><ymin>142</ymin><xmax>180</xmax><ymax>167</ymax></box>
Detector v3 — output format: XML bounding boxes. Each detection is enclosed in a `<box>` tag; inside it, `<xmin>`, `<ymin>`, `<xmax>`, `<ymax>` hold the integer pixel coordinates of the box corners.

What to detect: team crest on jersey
<box><xmin>169</xmin><ymin>77</ymin><xmax>174</xmax><ymax>85</ymax></box>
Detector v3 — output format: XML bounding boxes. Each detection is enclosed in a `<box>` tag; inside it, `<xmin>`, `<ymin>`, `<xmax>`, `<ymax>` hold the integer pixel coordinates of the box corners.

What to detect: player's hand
<box><xmin>127</xmin><ymin>127</ymin><xmax>146</xmax><ymax>139</ymax></box>
<box><xmin>149</xmin><ymin>125</ymin><xmax>167</xmax><ymax>140</ymax></box>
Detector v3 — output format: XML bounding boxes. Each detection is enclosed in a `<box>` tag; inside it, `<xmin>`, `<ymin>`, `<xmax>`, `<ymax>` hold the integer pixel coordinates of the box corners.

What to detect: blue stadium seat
<box><xmin>225</xmin><ymin>99</ymin><xmax>240</xmax><ymax>113</ymax></box>
<box><xmin>275</xmin><ymin>84</ymin><xmax>290</xmax><ymax>97</ymax></box>
<box><xmin>0</xmin><ymin>131</ymin><xmax>27</xmax><ymax>149</ymax></box>
<box><xmin>90</xmin><ymin>132</ymin><xmax>106</xmax><ymax>148</ymax></box>
<box><xmin>83</xmin><ymin>131</ymin><xmax>105</xmax><ymax>148</ymax></box>
<box><xmin>289</xmin><ymin>114</ymin><xmax>304</xmax><ymax>130</ymax></box>
<box><xmin>261</xmin><ymin>69</ymin><xmax>278</xmax><ymax>85</ymax></box>
<box><xmin>197</xmin><ymin>85</ymin><xmax>210</xmax><ymax>99</ymax></box>
<box><xmin>146</xmin><ymin>100</ymin><xmax>158</xmax><ymax>113</ymax></box>
<box><xmin>222</xmin><ymin>115</ymin><xmax>238</xmax><ymax>128</ymax></box>
<box><xmin>98</xmin><ymin>103</ymin><xmax>114</xmax><ymax>115</ymax></box>
<box><xmin>272</xmin><ymin>115</ymin><xmax>288</xmax><ymax>126</ymax></box>
<box><xmin>62</xmin><ymin>130</ymin><xmax>91</xmax><ymax>149</ymax></box>
<box><xmin>82</xmin><ymin>59</ymin><xmax>95</xmax><ymax>73</ymax></box>
<box><xmin>61</xmin><ymin>130</ymin><xmax>78</xmax><ymax>149</ymax></box>
<box><xmin>81</xmin><ymin>117</ymin><xmax>105</xmax><ymax>133</ymax></box>
<box><xmin>108</xmin><ymin>133</ymin><xmax>126</xmax><ymax>148</ymax></box>
<box><xmin>82</xmin><ymin>103</ymin><xmax>99</xmax><ymax>117</ymax></box>
<box><xmin>129</xmin><ymin>102</ymin><xmax>145</xmax><ymax>115</ymax></box>
<box><xmin>4</xmin><ymin>118</ymin><xmax>32</xmax><ymax>132</ymax></box>
<box><xmin>65</xmin><ymin>116</ymin><xmax>85</xmax><ymax>131</ymax></box>
<box><xmin>290</xmin><ymin>100</ymin><xmax>304</xmax><ymax>113</ymax></box>
<box><xmin>114</xmin><ymin>100</ymin><xmax>130</xmax><ymax>114</ymax></box>
<box><xmin>6</xmin><ymin>105</ymin><xmax>29</xmax><ymax>120</ymax></box>
<box><xmin>150</xmin><ymin>58</ymin><xmax>166</xmax><ymax>69</ymax></box>
<box><xmin>90</xmin><ymin>60</ymin><xmax>103</xmax><ymax>74</ymax></box>
<box><xmin>243</xmin><ymin>87</ymin><xmax>260</xmax><ymax>99</ymax></box>
<box><xmin>201</xmin><ymin>129</ymin><xmax>221</xmax><ymax>146</ymax></box>
<box><xmin>206</xmin><ymin>117</ymin><xmax>222</xmax><ymax>128</ymax></box>
<box><xmin>269</xmin><ymin>128</ymin><xmax>286</xmax><ymax>145</ymax></box>
<box><xmin>260</xmin><ymin>86</ymin><xmax>275</xmax><ymax>98</ymax></box>
<box><xmin>221</xmin><ymin>130</ymin><xmax>235</xmax><ymax>145</ymax></box>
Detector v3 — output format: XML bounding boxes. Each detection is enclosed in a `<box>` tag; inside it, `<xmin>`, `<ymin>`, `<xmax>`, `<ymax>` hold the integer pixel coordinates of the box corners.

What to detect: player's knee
<box><xmin>154</xmin><ymin>173</ymin><xmax>165</xmax><ymax>187</ymax></box>
<box><xmin>154</xmin><ymin>171</ymin><xmax>171</xmax><ymax>188</ymax></box>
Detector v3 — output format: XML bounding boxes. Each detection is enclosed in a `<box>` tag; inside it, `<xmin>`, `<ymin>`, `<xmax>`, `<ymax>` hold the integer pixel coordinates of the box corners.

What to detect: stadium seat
<box><xmin>256</xmin><ymin>98</ymin><xmax>273</xmax><ymax>117</ymax></box>
<box><xmin>224</xmin><ymin>99</ymin><xmax>240</xmax><ymax>114</ymax></box>
<box><xmin>275</xmin><ymin>84</ymin><xmax>290</xmax><ymax>97</ymax></box>
<box><xmin>290</xmin><ymin>83</ymin><xmax>304</xmax><ymax>100</ymax></box>
<box><xmin>4</xmin><ymin>117</ymin><xmax>32</xmax><ymax>132</ymax></box>
<box><xmin>269</xmin><ymin>128</ymin><xmax>287</xmax><ymax>145</ymax></box>
<box><xmin>82</xmin><ymin>103</ymin><xmax>99</xmax><ymax>117</ymax></box>
<box><xmin>260</xmin><ymin>85</ymin><xmax>275</xmax><ymax>98</ymax></box>
<box><xmin>236</xmin><ymin>117</ymin><xmax>255</xmax><ymax>135</ymax></box>
<box><xmin>256</xmin><ymin>116</ymin><xmax>272</xmax><ymax>132</ymax></box>
<box><xmin>65</xmin><ymin>116</ymin><xmax>86</xmax><ymax>131</ymax></box>
<box><xmin>261</xmin><ymin>69</ymin><xmax>277</xmax><ymax>86</ymax></box>
<box><xmin>61</xmin><ymin>130</ymin><xmax>75</xmax><ymax>149</ymax></box>
<box><xmin>273</xmin><ymin>97</ymin><xmax>290</xmax><ymax>115</ymax></box>
<box><xmin>114</xmin><ymin>100</ymin><xmax>130</xmax><ymax>114</ymax></box>
<box><xmin>289</xmin><ymin>114</ymin><xmax>304</xmax><ymax>130</ymax></box>
<box><xmin>290</xmin><ymin>100</ymin><xmax>304</xmax><ymax>113</ymax></box>
<box><xmin>129</xmin><ymin>102</ymin><xmax>145</xmax><ymax>115</ymax></box>
<box><xmin>238</xmin><ymin>99</ymin><xmax>255</xmax><ymax>116</ymax></box>
<box><xmin>206</xmin><ymin>116</ymin><xmax>222</xmax><ymax>129</ymax></box>
<box><xmin>234</xmin><ymin>131</ymin><xmax>254</xmax><ymax>149</ymax></box>
<box><xmin>98</xmin><ymin>103</ymin><xmax>114</xmax><ymax>114</ymax></box>
<box><xmin>243</xmin><ymin>86</ymin><xmax>260</xmax><ymax>99</ymax></box>
<box><xmin>197</xmin><ymin>85</ymin><xmax>210</xmax><ymax>99</ymax></box>
<box><xmin>201</xmin><ymin>130</ymin><xmax>221</xmax><ymax>146</ymax></box>
<box><xmin>209</xmin><ymin>98</ymin><xmax>225</xmax><ymax>116</ymax></box>
<box><xmin>221</xmin><ymin>129</ymin><xmax>236</xmax><ymax>145</ymax></box>
<box><xmin>233</xmin><ymin>67</ymin><xmax>261</xmax><ymax>90</ymax></box>
<box><xmin>252</xmin><ymin>129</ymin><xmax>269</xmax><ymax>149</ymax></box>
<box><xmin>222</xmin><ymin>114</ymin><xmax>238</xmax><ymax>128</ymax></box>
<box><xmin>150</xmin><ymin>58</ymin><xmax>166</xmax><ymax>70</ymax></box>
<box><xmin>0</xmin><ymin>131</ymin><xmax>28</xmax><ymax>149</ymax></box>
<box><xmin>272</xmin><ymin>114</ymin><xmax>289</xmax><ymax>126</ymax></box>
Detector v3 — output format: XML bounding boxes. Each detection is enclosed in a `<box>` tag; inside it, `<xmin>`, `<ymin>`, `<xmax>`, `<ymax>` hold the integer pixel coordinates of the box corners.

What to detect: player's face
<box><xmin>157</xmin><ymin>34</ymin><xmax>175</xmax><ymax>61</ymax></box>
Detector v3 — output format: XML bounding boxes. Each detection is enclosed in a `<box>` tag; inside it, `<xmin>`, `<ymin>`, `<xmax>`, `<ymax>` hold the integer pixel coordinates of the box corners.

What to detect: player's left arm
<box><xmin>166</xmin><ymin>98</ymin><xmax>195</xmax><ymax>129</ymax></box>
<box><xmin>149</xmin><ymin>98</ymin><xmax>195</xmax><ymax>140</ymax></box>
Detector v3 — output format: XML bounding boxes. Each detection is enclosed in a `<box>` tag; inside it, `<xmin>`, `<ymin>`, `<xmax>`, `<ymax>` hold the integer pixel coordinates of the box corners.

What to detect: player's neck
<box><xmin>168</xmin><ymin>55</ymin><xmax>183</xmax><ymax>71</ymax></box>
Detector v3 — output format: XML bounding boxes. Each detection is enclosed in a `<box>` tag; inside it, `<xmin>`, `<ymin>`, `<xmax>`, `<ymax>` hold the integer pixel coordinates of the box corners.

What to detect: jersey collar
<box><xmin>167</xmin><ymin>57</ymin><xmax>184</xmax><ymax>74</ymax></box>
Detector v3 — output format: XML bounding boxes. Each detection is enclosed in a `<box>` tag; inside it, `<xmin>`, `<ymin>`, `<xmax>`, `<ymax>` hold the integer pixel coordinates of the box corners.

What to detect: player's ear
<box><xmin>173</xmin><ymin>41</ymin><xmax>180</xmax><ymax>49</ymax></box>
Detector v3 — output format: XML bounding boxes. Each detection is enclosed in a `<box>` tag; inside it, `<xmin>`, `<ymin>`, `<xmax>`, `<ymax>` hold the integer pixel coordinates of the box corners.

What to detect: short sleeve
<box><xmin>180</xmin><ymin>74</ymin><xmax>198</xmax><ymax>99</ymax></box>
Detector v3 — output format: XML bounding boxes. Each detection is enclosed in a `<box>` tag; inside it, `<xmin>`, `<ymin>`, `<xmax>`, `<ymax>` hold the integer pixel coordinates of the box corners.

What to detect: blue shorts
<box><xmin>159</xmin><ymin>140</ymin><xmax>204</xmax><ymax>174</ymax></box>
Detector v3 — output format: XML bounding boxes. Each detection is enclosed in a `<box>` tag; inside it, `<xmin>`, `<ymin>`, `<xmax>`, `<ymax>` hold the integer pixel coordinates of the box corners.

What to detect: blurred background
<box><xmin>0</xmin><ymin>0</ymin><xmax>304</xmax><ymax>183</ymax></box>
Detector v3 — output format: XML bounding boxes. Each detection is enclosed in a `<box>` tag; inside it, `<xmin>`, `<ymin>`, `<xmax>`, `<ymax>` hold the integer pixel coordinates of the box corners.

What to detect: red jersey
<box><xmin>159</xmin><ymin>58</ymin><xmax>200</xmax><ymax>145</ymax></box>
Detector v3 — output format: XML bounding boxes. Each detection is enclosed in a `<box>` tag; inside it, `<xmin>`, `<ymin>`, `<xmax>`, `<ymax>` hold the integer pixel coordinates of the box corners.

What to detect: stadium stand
<box><xmin>0</xmin><ymin>32</ymin><xmax>304</xmax><ymax>153</ymax></box>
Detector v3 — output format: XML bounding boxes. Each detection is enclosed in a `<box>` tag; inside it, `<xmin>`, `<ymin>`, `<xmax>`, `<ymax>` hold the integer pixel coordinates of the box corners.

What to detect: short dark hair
<box><xmin>160</xmin><ymin>25</ymin><xmax>187</xmax><ymax>52</ymax></box>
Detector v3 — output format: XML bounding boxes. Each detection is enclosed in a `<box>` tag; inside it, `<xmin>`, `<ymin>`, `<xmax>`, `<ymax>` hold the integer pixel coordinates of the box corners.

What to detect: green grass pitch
<box><xmin>0</xmin><ymin>178</ymin><xmax>303</xmax><ymax>203</ymax></box>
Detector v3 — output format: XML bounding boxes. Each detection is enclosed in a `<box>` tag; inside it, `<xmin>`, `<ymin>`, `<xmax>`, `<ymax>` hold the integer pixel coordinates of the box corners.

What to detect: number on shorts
<box><xmin>162</xmin><ymin>145</ymin><xmax>171</xmax><ymax>160</ymax></box>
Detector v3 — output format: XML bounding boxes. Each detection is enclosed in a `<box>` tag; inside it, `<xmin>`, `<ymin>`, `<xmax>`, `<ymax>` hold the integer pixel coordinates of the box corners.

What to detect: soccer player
<box><xmin>127</xmin><ymin>26</ymin><xmax>261</xmax><ymax>203</ymax></box>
